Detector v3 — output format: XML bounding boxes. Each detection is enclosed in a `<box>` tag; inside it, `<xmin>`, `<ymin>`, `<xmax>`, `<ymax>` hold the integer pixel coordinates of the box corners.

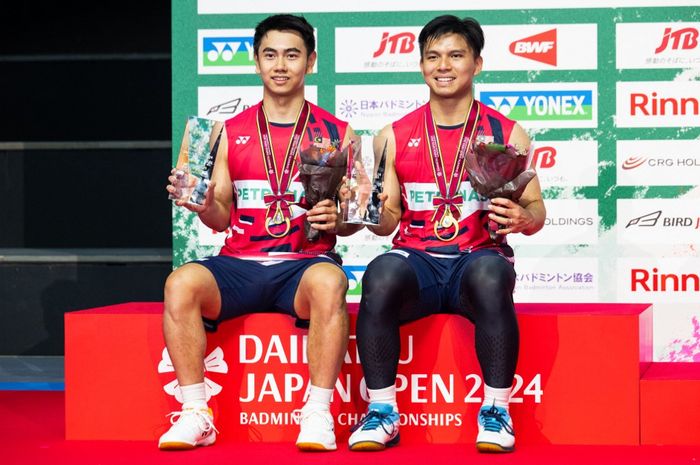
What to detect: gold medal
<box><xmin>434</xmin><ymin>209</ymin><xmax>460</xmax><ymax>242</ymax></box>
<box><xmin>264</xmin><ymin>204</ymin><xmax>292</xmax><ymax>237</ymax></box>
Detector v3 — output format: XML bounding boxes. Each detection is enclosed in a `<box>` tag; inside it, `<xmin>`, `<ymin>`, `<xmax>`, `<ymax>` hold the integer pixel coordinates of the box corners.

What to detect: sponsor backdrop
<box><xmin>172</xmin><ymin>1</ymin><xmax>700</xmax><ymax>362</ymax></box>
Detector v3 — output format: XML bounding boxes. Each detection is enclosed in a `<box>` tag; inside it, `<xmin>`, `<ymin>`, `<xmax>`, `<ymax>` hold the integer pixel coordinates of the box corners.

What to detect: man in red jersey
<box><xmin>160</xmin><ymin>14</ymin><xmax>361</xmax><ymax>452</ymax></box>
<box><xmin>349</xmin><ymin>15</ymin><xmax>545</xmax><ymax>453</ymax></box>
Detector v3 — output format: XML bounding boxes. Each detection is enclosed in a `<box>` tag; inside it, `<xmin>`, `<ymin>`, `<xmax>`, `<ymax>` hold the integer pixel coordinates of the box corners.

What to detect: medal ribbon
<box><xmin>424</xmin><ymin>100</ymin><xmax>480</xmax><ymax>224</ymax></box>
<box><xmin>256</xmin><ymin>101</ymin><xmax>310</xmax><ymax>223</ymax></box>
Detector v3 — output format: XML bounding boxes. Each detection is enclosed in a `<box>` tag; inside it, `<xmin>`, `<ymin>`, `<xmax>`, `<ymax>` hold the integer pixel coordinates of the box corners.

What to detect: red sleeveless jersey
<box><xmin>220</xmin><ymin>101</ymin><xmax>348</xmax><ymax>260</ymax></box>
<box><xmin>391</xmin><ymin>101</ymin><xmax>516</xmax><ymax>256</ymax></box>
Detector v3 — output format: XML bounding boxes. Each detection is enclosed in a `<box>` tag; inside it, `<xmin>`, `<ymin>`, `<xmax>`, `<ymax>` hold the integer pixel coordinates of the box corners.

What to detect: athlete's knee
<box><xmin>308</xmin><ymin>265</ymin><xmax>347</xmax><ymax>298</ymax></box>
<box><xmin>362</xmin><ymin>254</ymin><xmax>413</xmax><ymax>299</ymax></box>
<box><xmin>463</xmin><ymin>255</ymin><xmax>515</xmax><ymax>295</ymax></box>
<box><xmin>163</xmin><ymin>266</ymin><xmax>211</xmax><ymax>317</ymax></box>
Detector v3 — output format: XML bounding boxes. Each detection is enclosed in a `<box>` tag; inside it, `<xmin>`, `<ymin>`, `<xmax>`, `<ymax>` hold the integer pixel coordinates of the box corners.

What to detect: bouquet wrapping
<box><xmin>465</xmin><ymin>141</ymin><xmax>536</xmax><ymax>239</ymax></box>
<box><xmin>298</xmin><ymin>140</ymin><xmax>352</xmax><ymax>241</ymax></box>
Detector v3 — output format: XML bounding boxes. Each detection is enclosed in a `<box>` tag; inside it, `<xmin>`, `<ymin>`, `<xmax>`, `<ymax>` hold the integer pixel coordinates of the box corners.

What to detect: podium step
<box><xmin>641</xmin><ymin>362</ymin><xmax>700</xmax><ymax>445</ymax></box>
<box><xmin>65</xmin><ymin>302</ymin><xmax>652</xmax><ymax>445</ymax></box>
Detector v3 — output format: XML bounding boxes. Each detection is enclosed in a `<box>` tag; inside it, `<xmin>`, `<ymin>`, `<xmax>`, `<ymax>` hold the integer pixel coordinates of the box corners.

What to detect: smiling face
<box><xmin>254</xmin><ymin>29</ymin><xmax>316</xmax><ymax>99</ymax></box>
<box><xmin>420</xmin><ymin>32</ymin><xmax>483</xmax><ymax>101</ymax></box>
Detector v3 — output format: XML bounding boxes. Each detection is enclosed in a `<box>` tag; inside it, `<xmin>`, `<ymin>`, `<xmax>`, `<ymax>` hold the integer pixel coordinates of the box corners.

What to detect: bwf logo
<box><xmin>509</xmin><ymin>29</ymin><xmax>557</xmax><ymax>66</ymax></box>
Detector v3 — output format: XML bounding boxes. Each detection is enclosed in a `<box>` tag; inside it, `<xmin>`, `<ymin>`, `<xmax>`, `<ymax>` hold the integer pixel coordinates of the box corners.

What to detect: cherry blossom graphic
<box><xmin>661</xmin><ymin>316</ymin><xmax>700</xmax><ymax>362</ymax></box>
<box><xmin>158</xmin><ymin>346</ymin><xmax>229</xmax><ymax>402</ymax></box>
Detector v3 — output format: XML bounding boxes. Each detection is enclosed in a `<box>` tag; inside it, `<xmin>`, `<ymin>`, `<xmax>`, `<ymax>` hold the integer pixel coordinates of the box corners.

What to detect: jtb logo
<box><xmin>509</xmin><ymin>29</ymin><xmax>557</xmax><ymax>66</ymax></box>
<box><xmin>532</xmin><ymin>146</ymin><xmax>557</xmax><ymax>168</ymax></box>
<box><xmin>655</xmin><ymin>27</ymin><xmax>699</xmax><ymax>54</ymax></box>
<box><xmin>203</xmin><ymin>36</ymin><xmax>255</xmax><ymax>66</ymax></box>
<box><xmin>373</xmin><ymin>32</ymin><xmax>416</xmax><ymax>58</ymax></box>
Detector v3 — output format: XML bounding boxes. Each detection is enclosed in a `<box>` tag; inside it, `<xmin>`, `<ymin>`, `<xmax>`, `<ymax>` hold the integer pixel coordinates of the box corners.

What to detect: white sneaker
<box><xmin>476</xmin><ymin>404</ymin><xmax>515</xmax><ymax>453</ymax></box>
<box><xmin>295</xmin><ymin>407</ymin><xmax>337</xmax><ymax>451</ymax></box>
<box><xmin>348</xmin><ymin>403</ymin><xmax>400</xmax><ymax>451</ymax></box>
<box><xmin>158</xmin><ymin>407</ymin><xmax>218</xmax><ymax>450</ymax></box>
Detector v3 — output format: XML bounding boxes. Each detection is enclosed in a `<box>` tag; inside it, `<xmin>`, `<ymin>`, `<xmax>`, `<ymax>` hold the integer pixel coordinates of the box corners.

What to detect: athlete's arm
<box><xmin>366</xmin><ymin>124</ymin><xmax>401</xmax><ymax>236</ymax></box>
<box><xmin>488</xmin><ymin>123</ymin><xmax>546</xmax><ymax>236</ymax></box>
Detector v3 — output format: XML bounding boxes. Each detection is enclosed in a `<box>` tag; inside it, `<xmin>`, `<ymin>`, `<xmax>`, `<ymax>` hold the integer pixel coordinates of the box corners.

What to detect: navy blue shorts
<box><xmin>192</xmin><ymin>255</ymin><xmax>343</xmax><ymax>331</ymax></box>
<box><xmin>380</xmin><ymin>247</ymin><xmax>515</xmax><ymax>324</ymax></box>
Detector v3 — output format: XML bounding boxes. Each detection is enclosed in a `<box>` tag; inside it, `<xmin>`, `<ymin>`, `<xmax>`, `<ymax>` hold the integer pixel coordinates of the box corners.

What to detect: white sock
<box><xmin>304</xmin><ymin>385</ymin><xmax>334</xmax><ymax>411</ymax></box>
<box><xmin>368</xmin><ymin>385</ymin><xmax>398</xmax><ymax>412</ymax></box>
<box><xmin>482</xmin><ymin>384</ymin><xmax>511</xmax><ymax>410</ymax></box>
<box><xmin>179</xmin><ymin>382</ymin><xmax>208</xmax><ymax>410</ymax></box>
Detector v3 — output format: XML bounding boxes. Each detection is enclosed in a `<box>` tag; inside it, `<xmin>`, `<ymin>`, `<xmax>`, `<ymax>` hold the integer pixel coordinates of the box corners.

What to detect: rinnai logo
<box><xmin>532</xmin><ymin>146</ymin><xmax>557</xmax><ymax>169</ymax></box>
<box><xmin>373</xmin><ymin>32</ymin><xmax>416</xmax><ymax>58</ymax></box>
<box><xmin>655</xmin><ymin>27</ymin><xmax>699</xmax><ymax>54</ymax></box>
<box><xmin>631</xmin><ymin>267</ymin><xmax>700</xmax><ymax>292</ymax></box>
<box><xmin>236</xmin><ymin>136</ymin><xmax>251</xmax><ymax>145</ymax></box>
<box><xmin>159</xmin><ymin>347</ymin><xmax>229</xmax><ymax>402</ymax></box>
<box><xmin>631</xmin><ymin>92</ymin><xmax>699</xmax><ymax>116</ymax></box>
<box><xmin>509</xmin><ymin>29</ymin><xmax>557</xmax><ymax>66</ymax></box>
<box><xmin>626</xmin><ymin>210</ymin><xmax>661</xmax><ymax>228</ymax></box>
<box><xmin>408</xmin><ymin>138</ymin><xmax>421</xmax><ymax>147</ymax></box>
<box><xmin>622</xmin><ymin>156</ymin><xmax>647</xmax><ymax>170</ymax></box>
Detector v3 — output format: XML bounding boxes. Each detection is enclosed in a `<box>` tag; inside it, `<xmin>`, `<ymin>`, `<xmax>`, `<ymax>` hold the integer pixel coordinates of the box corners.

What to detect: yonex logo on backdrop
<box><xmin>509</xmin><ymin>29</ymin><xmax>557</xmax><ymax>66</ymax></box>
<box><xmin>655</xmin><ymin>27</ymin><xmax>699</xmax><ymax>54</ymax></box>
<box><xmin>480</xmin><ymin>90</ymin><xmax>593</xmax><ymax>122</ymax></box>
<box><xmin>373</xmin><ymin>31</ymin><xmax>416</xmax><ymax>58</ymax></box>
<box><xmin>202</xmin><ymin>36</ymin><xmax>255</xmax><ymax>67</ymax></box>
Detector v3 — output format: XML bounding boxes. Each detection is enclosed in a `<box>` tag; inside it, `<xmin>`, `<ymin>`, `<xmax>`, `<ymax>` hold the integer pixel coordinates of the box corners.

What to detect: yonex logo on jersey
<box><xmin>236</xmin><ymin>136</ymin><xmax>251</xmax><ymax>145</ymax></box>
<box><xmin>408</xmin><ymin>138</ymin><xmax>421</xmax><ymax>147</ymax></box>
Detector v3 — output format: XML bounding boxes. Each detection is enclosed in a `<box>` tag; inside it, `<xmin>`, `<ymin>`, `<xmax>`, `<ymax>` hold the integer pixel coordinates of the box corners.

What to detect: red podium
<box><xmin>65</xmin><ymin>302</ymin><xmax>653</xmax><ymax>445</ymax></box>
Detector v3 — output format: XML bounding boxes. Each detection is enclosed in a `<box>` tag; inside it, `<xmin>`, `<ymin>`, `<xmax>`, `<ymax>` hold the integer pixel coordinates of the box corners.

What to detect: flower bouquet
<box><xmin>465</xmin><ymin>141</ymin><xmax>536</xmax><ymax>240</ymax></box>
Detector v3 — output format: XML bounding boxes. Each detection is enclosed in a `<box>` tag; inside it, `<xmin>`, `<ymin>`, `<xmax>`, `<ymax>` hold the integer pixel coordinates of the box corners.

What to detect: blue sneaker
<box><xmin>348</xmin><ymin>403</ymin><xmax>400</xmax><ymax>451</ymax></box>
<box><xmin>476</xmin><ymin>404</ymin><xmax>515</xmax><ymax>453</ymax></box>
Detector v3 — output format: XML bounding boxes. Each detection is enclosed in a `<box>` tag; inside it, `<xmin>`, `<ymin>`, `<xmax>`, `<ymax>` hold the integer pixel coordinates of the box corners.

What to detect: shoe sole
<box><xmin>349</xmin><ymin>434</ymin><xmax>400</xmax><ymax>452</ymax></box>
<box><xmin>476</xmin><ymin>441</ymin><xmax>514</xmax><ymax>453</ymax></box>
<box><xmin>159</xmin><ymin>440</ymin><xmax>216</xmax><ymax>451</ymax></box>
<box><xmin>296</xmin><ymin>442</ymin><xmax>337</xmax><ymax>452</ymax></box>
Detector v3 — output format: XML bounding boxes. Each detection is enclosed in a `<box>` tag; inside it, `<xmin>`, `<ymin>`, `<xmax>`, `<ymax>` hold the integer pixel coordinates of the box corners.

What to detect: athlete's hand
<box><xmin>306</xmin><ymin>198</ymin><xmax>339</xmax><ymax>232</ymax></box>
<box><xmin>488</xmin><ymin>197</ymin><xmax>535</xmax><ymax>235</ymax></box>
<box><xmin>166</xmin><ymin>168</ymin><xmax>216</xmax><ymax>214</ymax></box>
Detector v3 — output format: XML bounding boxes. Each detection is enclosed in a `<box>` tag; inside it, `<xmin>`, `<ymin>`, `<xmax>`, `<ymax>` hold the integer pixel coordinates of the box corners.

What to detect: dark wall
<box><xmin>0</xmin><ymin>1</ymin><xmax>173</xmax><ymax>354</ymax></box>
<box><xmin>0</xmin><ymin>1</ymin><xmax>171</xmax><ymax>247</ymax></box>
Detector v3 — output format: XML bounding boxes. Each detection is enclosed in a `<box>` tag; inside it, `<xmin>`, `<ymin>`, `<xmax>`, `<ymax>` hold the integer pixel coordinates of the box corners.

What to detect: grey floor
<box><xmin>0</xmin><ymin>356</ymin><xmax>64</xmax><ymax>389</ymax></box>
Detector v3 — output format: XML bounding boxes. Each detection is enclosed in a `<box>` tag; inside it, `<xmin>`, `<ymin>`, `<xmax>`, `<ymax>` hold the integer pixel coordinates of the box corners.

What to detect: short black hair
<box><xmin>418</xmin><ymin>15</ymin><xmax>484</xmax><ymax>59</ymax></box>
<box><xmin>253</xmin><ymin>14</ymin><xmax>315</xmax><ymax>57</ymax></box>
